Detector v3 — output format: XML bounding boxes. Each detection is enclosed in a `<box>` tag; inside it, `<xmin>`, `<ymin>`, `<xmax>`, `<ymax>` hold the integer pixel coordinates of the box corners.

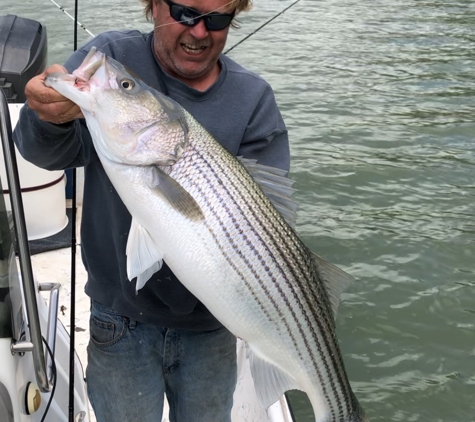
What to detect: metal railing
<box><xmin>40</xmin><ymin>281</ymin><xmax>61</xmax><ymax>388</ymax></box>
<box><xmin>0</xmin><ymin>89</ymin><xmax>59</xmax><ymax>393</ymax></box>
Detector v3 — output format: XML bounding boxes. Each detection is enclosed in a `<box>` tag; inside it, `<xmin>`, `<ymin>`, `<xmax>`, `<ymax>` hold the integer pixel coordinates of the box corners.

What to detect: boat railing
<box><xmin>0</xmin><ymin>89</ymin><xmax>59</xmax><ymax>393</ymax></box>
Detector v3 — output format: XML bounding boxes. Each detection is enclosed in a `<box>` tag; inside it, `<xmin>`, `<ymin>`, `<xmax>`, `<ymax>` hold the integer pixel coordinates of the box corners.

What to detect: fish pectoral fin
<box><xmin>150</xmin><ymin>166</ymin><xmax>204</xmax><ymax>222</ymax></box>
<box><xmin>311</xmin><ymin>251</ymin><xmax>355</xmax><ymax>319</ymax></box>
<box><xmin>135</xmin><ymin>263</ymin><xmax>162</xmax><ymax>293</ymax></box>
<box><xmin>247</xmin><ymin>344</ymin><xmax>299</xmax><ymax>409</ymax></box>
<box><xmin>126</xmin><ymin>218</ymin><xmax>164</xmax><ymax>292</ymax></box>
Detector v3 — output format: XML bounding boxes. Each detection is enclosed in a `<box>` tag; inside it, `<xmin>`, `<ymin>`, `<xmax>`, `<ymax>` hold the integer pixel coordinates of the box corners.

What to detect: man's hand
<box><xmin>25</xmin><ymin>64</ymin><xmax>84</xmax><ymax>124</ymax></box>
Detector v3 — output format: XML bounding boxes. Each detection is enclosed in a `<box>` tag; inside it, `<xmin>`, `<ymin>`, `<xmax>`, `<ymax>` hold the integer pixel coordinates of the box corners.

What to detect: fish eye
<box><xmin>120</xmin><ymin>78</ymin><xmax>135</xmax><ymax>90</ymax></box>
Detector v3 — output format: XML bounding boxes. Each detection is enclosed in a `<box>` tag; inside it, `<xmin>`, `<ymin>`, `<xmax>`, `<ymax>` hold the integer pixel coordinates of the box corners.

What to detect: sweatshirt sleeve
<box><xmin>13</xmin><ymin>108</ymin><xmax>94</xmax><ymax>170</ymax></box>
<box><xmin>237</xmin><ymin>83</ymin><xmax>290</xmax><ymax>173</ymax></box>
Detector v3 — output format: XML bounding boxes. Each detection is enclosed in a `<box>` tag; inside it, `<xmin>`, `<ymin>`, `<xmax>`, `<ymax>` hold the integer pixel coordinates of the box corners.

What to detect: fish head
<box><xmin>45</xmin><ymin>47</ymin><xmax>188</xmax><ymax>167</ymax></box>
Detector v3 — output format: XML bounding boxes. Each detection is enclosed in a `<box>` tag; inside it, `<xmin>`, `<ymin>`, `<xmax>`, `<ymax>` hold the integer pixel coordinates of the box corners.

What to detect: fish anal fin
<box><xmin>126</xmin><ymin>218</ymin><xmax>164</xmax><ymax>292</ymax></box>
<box><xmin>150</xmin><ymin>166</ymin><xmax>204</xmax><ymax>222</ymax></box>
<box><xmin>247</xmin><ymin>344</ymin><xmax>299</xmax><ymax>409</ymax></box>
<box><xmin>311</xmin><ymin>251</ymin><xmax>355</xmax><ymax>318</ymax></box>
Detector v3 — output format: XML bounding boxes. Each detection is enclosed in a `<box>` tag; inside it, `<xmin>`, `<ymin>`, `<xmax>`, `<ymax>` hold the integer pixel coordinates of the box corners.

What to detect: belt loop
<box><xmin>128</xmin><ymin>318</ymin><xmax>137</xmax><ymax>330</ymax></box>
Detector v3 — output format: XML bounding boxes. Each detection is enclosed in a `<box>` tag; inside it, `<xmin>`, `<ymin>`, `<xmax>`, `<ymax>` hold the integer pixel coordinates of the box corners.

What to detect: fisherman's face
<box><xmin>152</xmin><ymin>0</ymin><xmax>234</xmax><ymax>89</ymax></box>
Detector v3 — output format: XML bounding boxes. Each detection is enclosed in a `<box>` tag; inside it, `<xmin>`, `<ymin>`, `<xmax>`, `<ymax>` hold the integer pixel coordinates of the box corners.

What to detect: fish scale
<box><xmin>45</xmin><ymin>47</ymin><xmax>368</xmax><ymax>422</ymax></box>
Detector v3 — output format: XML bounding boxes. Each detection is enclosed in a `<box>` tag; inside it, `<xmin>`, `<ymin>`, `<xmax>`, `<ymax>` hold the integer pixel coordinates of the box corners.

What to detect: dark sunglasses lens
<box><xmin>205</xmin><ymin>14</ymin><xmax>233</xmax><ymax>31</ymax></box>
<box><xmin>170</xmin><ymin>4</ymin><xmax>199</xmax><ymax>26</ymax></box>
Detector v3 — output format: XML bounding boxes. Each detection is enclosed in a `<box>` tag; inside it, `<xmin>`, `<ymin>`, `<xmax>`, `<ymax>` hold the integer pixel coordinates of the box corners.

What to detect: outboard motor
<box><xmin>0</xmin><ymin>14</ymin><xmax>47</xmax><ymax>103</ymax></box>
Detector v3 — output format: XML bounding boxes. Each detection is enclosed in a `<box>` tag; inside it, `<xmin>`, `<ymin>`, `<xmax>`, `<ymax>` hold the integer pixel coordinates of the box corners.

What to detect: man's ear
<box><xmin>151</xmin><ymin>0</ymin><xmax>160</xmax><ymax>21</ymax></box>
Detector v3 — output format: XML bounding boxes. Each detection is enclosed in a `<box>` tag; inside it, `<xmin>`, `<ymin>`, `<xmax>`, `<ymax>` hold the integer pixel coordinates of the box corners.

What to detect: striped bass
<box><xmin>45</xmin><ymin>47</ymin><xmax>368</xmax><ymax>422</ymax></box>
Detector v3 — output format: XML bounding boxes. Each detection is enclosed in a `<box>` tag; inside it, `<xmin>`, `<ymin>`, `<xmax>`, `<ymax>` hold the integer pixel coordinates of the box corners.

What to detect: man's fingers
<box><xmin>55</xmin><ymin>103</ymin><xmax>84</xmax><ymax>123</ymax></box>
<box><xmin>25</xmin><ymin>65</ymin><xmax>68</xmax><ymax>103</ymax></box>
<box><xmin>25</xmin><ymin>64</ymin><xmax>82</xmax><ymax>123</ymax></box>
<box><xmin>30</xmin><ymin>99</ymin><xmax>83</xmax><ymax>124</ymax></box>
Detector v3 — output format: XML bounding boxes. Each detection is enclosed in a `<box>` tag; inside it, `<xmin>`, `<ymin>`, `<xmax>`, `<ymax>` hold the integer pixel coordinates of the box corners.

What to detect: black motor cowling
<box><xmin>0</xmin><ymin>14</ymin><xmax>47</xmax><ymax>103</ymax></box>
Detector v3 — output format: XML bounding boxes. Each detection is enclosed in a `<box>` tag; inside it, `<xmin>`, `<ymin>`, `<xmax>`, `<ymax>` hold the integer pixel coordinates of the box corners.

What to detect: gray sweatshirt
<box><xmin>14</xmin><ymin>30</ymin><xmax>290</xmax><ymax>330</ymax></box>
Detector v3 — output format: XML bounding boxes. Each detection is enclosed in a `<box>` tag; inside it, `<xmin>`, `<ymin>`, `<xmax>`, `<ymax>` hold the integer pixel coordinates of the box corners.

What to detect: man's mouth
<box><xmin>181</xmin><ymin>43</ymin><xmax>207</xmax><ymax>54</ymax></box>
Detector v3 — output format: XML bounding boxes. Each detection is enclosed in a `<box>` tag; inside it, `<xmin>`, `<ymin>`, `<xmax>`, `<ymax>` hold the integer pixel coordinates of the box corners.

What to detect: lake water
<box><xmin>4</xmin><ymin>0</ymin><xmax>475</xmax><ymax>421</ymax></box>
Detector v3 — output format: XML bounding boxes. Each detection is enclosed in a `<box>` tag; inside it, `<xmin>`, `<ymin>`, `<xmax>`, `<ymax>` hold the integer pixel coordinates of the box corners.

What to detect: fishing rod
<box><xmin>224</xmin><ymin>0</ymin><xmax>301</xmax><ymax>55</ymax></box>
<box><xmin>37</xmin><ymin>1</ymin><xmax>80</xmax><ymax>420</ymax></box>
<box><xmin>68</xmin><ymin>0</ymin><xmax>80</xmax><ymax>421</ymax></box>
<box><xmin>47</xmin><ymin>0</ymin><xmax>94</xmax><ymax>37</ymax></box>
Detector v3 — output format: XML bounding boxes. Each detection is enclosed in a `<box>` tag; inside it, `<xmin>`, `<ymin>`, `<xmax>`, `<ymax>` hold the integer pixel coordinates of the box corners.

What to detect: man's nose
<box><xmin>189</xmin><ymin>19</ymin><xmax>208</xmax><ymax>39</ymax></box>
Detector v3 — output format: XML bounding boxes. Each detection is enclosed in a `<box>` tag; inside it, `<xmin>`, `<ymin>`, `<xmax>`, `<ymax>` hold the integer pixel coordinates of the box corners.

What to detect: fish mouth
<box><xmin>71</xmin><ymin>47</ymin><xmax>127</xmax><ymax>92</ymax></box>
<box><xmin>73</xmin><ymin>47</ymin><xmax>105</xmax><ymax>82</ymax></box>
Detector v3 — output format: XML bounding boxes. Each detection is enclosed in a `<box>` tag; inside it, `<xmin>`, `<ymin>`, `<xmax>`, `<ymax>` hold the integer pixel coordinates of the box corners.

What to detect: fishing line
<box><xmin>40</xmin><ymin>337</ymin><xmax>57</xmax><ymax>422</ymax></box>
<box><xmin>224</xmin><ymin>0</ymin><xmax>301</xmax><ymax>55</ymax></box>
<box><xmin>97</xmin><ymin>0</ymin><xmax>301</xmax><ymax>56</ymax></box>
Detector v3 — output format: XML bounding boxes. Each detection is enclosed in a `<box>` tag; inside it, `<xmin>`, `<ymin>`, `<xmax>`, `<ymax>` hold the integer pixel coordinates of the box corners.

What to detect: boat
<box><xmin>0</xmin><ymin>14</ymin><xmax>296</xmax><ymax>422</ymax></box>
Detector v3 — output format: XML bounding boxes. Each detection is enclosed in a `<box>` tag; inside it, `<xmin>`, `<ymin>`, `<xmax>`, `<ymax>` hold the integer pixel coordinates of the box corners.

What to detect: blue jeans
<box><xmin>86</xmin><ymin>301</ymin><xmax>237</xmax><ymax>422</ymax></box>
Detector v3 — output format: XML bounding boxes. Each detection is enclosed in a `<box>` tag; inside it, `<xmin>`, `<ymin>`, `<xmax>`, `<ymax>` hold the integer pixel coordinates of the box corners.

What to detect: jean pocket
<box><xmin>90</xmin><ymin>308</ymin><xmax>128</xmax><ymax>348</ymax></box>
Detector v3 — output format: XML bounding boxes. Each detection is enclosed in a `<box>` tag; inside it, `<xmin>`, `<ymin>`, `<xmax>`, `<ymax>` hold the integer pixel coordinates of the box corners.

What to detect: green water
<box><xmin>4</xmin><ymin>0</ymin><xmax>475</xmax><ymax>420</ymax></box>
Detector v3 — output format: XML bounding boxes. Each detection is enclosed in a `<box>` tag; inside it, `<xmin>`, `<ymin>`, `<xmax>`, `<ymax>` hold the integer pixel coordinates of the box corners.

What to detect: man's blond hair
<box><xmin>140</xmin><ymin>0</ymin><xmax>252</xmax><ymax>28</ymax></box>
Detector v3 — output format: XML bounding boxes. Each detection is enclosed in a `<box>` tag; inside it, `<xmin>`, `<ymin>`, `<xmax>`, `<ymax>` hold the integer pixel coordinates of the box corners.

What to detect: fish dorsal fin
<box><xmin>246</xmin><ymin>343</ymin><xmax>299</xmax><ymax>409</ymax></box>
<box><xmin>238</xmin><ymin>157</ymin><xmax>298</xmax><ymax>229</ymax></box>
<box><xmin>150</xmin><ymin>166</ymin><xmax>204</xmax><ymax>222</ymax></box>
<box><xmin>126</xmin><ymin>218</ymin><xmax>164</xmax><ymax>293</ymax></box>
<box><xmin>311</xmin><ymin>251</ymin><xmax>355</xmax><ymax>318</ymax></box>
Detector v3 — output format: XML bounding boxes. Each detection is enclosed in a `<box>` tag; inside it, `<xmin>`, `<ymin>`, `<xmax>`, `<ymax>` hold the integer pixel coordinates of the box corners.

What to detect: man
<box><xmin>14</xmin><ymin>0</ymin><xmax>290</xmax><ymax>420</ymax></box>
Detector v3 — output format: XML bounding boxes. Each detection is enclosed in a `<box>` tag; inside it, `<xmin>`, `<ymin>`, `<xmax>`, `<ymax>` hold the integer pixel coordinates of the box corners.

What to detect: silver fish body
<box><xmin>45</xmin><ymin>47</ymin><xmax>368</xmax><ymax>422</ymax></box>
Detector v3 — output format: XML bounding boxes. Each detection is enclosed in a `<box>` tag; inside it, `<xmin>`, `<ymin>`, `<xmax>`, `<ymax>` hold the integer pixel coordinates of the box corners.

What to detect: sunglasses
<box><xmin>163</xmin><ymin>0</ymin><xmax>235</xmax><ymax>31</ymax></box>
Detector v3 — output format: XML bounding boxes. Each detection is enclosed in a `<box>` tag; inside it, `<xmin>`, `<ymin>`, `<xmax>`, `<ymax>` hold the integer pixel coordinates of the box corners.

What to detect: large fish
<box><xmin>45</xmin><ymin>47</ymin><xmax>368</xmax><ymax>422</ymax></box>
